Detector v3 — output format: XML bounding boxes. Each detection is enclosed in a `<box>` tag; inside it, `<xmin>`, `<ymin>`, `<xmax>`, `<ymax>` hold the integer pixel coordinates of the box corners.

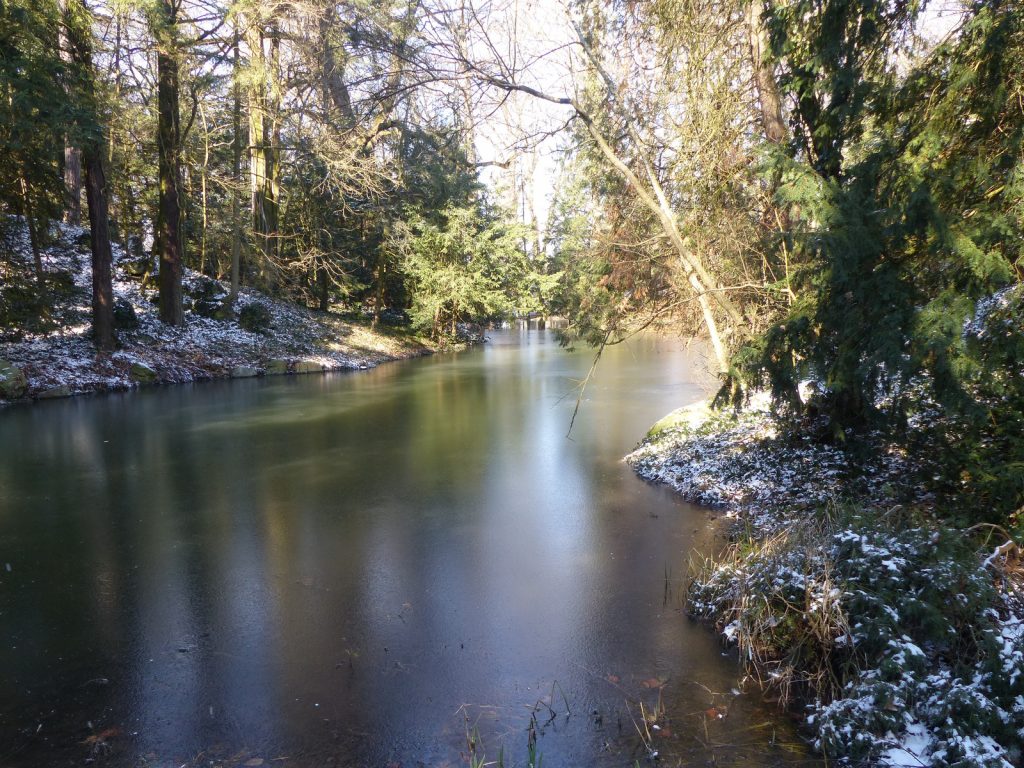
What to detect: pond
<box><xmin>0</xmin><ymin>330</ymin><xmax>816</xmax><ymax>767</ymax></box>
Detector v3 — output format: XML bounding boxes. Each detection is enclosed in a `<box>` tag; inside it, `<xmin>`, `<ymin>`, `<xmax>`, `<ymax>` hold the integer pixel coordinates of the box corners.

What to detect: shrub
<box><xmin>112</xmin><ymin>297</ymin><xmax>138</xmax><ymax>330</ymax></box>
<box><xmin>689</xmin><ymin>505</ymin><xmax>1023</xmax><ymax>766</ymax></box>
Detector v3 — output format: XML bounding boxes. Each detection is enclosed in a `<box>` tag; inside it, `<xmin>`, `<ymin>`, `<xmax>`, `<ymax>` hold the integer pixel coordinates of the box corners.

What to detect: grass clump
<box><xmin>688</xmin><ymin>505</ymin><xmax>1024</xmax><ymax>767</ymax></box>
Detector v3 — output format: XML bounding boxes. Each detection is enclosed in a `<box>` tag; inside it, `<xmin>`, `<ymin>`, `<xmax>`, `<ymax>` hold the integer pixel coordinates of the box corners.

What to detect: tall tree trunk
<box><xmin>84</xmin><ymin>148</ymin><xmax>115</xmax><ymax>350</ymax></box>
<box><xmin>198</xmin><ymin>101</ymin><xmax>209</xmax><ymax>275</ymax></box>
<box><xmin>58</xmin><ymin>1</ymin><xmax>82</xmax><ymax>226</ymax></box>
<box><xmin>229</xmin><ymin>24</ymin><xmax>242</xmax><ymax>301</ymax></box>
<box><xmin>64</xmin><ymin>0</ymin><xmax>115</xmax><ymax>349</ymax></box>
<box><xmin>246</xmin><ymin>15</ymin><xmax>268</xmax><ymax>270</ymax></box>
<box><xmin>154</xmin><ymin>0</ymin><xmax>184</xmax><ymax>325</ymax></box>
<box><xmin>265</xmin><ymin>20</ymin><xmax>281</xmax><ymax>272</ymax></box>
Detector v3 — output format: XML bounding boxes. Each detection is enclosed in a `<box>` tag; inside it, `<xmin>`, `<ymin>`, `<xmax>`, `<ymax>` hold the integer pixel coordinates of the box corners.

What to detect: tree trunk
<box><xmin>64</xmin><ymin>0</ymin><xmax>115</xmax><ymax>350</ymax></box>
<box><xmin>154</xmin><ymin>0</ymin><xmax>184</xmax><ymax>326</ymax></box>
<box><xmin>318</xmin><ymin>267</ymin><xmax>329</xmax><ymax>312</ymax></box>
<box><xmin>58</xmin><ymin>2</ymin><xmax>82</xmax><ymax>226</ymax></box>
<box><xmin>746</xmin><ymin>1</ymin><xmax>788</xmax><ymax>147</ymax></box>
<box><xmin>63</xmin><ymin>147</ymin><xmax>82</xmax><ymax>225</ymax></box>
<box><xmin>246</xmin><ymin>15</ymin><xmax>268</xmax><ymax>266</ymax></box>
<box><xmin>199</xmin><ymin>101</ymin><xmax>209</xmax><ymax>275</ymax></box>
<box><xmin>17</xmin><ymin>173</ymin><xmax>44</xmax><ymax>286</ymax></box>
<box><xmin>229</xmin><ymin>24</ymin><xmax>242</xmax><ymax>301</ymax></box>
<box><xmin>84</xmin><ymin>148</ymin><xmax>115</xmax><ymax>350</ymax></box>
<box><xmin>265</xmin><ymin>21</ymin><xmax>281</xmax><ymax>272</ymax></box>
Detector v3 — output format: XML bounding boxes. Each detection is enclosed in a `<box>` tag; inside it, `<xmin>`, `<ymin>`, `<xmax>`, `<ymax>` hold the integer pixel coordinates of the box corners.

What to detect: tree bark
<box><xmin>198</xmin><ymin>101</ymin><xmax>209</xmax><ymax>275</ymax></box>
<box><xmin>154</xmin><ymin>0</ymin><xmax>184</xmax><ymax>325</ymax></box>
<box><xmin>58</xmin><ymin>2</ymin><xmax>82</xmax><ymax>226</ymax></box>
<box><xmin>17</xmin><ymin>173</ymin><xmax>44</xmax><ymax>286</ymax></box>
<box><xmin>229</xmin><ymin>23</ymin><xmax>242</xmax><ymax>301</ymax></box>
<box><xmin>63</xmin><ymin>147</ymin><xmax>82</xmax><ymax>225</ymax></box>
<box><xmin>64</xmin><ymin>0</ymin><xmax>115</xmax><ymax>349</ymax></box>
<box><xmin>246</xmin><ymin>14</ymin><xmax>268</xmax><ymax>268</ymax></box>
<box><xmin>265</xmin><ymin>20</ymin><xmax>281</xmax><ymax>270</ymax></box>
<box><xmin>318</xmin><ymin>267</ymin><xmax>329</xmax><ymax>313</ymax></box>
<box><xmin>746</xmin><ymin>1</ymin><xmax>788</xmax><ymax>147</ymax></box>
<box><xmin>84</xmin><ymin>147</ymin><xmax>115</xmax><ymax>349</ymax></box>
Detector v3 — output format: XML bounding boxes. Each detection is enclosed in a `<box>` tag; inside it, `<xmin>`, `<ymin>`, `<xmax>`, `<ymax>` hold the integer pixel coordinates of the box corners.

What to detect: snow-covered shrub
<box><xmin>690</xmin><ymin>506</ymin><xmax>1024</xmax><ymax>767</ymax></box>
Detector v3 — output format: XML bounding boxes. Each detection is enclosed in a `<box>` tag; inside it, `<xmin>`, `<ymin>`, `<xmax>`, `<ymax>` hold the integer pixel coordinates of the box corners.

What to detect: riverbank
<box><xmin>627</xmin><ymin>399</ymin><xmax>1024</xmax><ymax>767</ymax></box>
<box><xmin>0</xmin><ymin>222</ymin><xmax>435</xmax><ymax>404</ymax></box>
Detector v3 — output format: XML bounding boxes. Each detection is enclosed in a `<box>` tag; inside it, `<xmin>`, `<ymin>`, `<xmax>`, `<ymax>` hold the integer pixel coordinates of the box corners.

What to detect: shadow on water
<box><xmin>0</xmin><ymin>330</ymin><xmax>820</xmax><ymax>767</ymax></box>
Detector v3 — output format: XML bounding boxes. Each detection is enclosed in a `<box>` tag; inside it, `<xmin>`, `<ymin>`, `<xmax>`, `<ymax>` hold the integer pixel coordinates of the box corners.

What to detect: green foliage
<box><xmin>916</xmin><ymin>285</ymin><xmax>1024</xmax><ymax>529</ymax></box>
<box><xmin>736</xmin><ymin>1</ymin><xmax>1024</xmax><ymax>495</ymax></box>
<box><xmin>0</xmin><ymin>0</ymin><xmax>71</xmax><ymax>226</ymax></box>
<box><xmin>387</xmin><ymin>204</ymin><xmax>540</xmax><ymax>340</ymax></box>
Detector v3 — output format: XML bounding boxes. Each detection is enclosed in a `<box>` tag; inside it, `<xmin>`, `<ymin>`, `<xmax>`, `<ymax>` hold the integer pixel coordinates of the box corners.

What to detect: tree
<box><xmin>389</xmin><ymin>203</ymin><xmax>538</xmax><ymax>339</ymax></box>
<box><xmin>733</xmin><ymin>0</ymin><xmax>1023</xmax><ymax>446</ymax></box>
<box><xmin>0</xmin><ymin>0</ymin><xmax>66</xmax><ymax>286</ymax></box>
<box><xmin>64</xmin><ymin>0</ymin><xmax>115</xmax><ymax>349</ymax></box>
<box><xmin>151</xmin><ymin>0</ymin><xmax>184</xmax><ymax>325</ymax></box>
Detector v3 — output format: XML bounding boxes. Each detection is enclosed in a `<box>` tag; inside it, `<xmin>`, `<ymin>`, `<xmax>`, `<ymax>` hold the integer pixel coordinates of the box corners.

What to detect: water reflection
<box><xmin>0</xmin><ymin>331</ymin><xmax>817</xmax><ymax>766</ymax></box>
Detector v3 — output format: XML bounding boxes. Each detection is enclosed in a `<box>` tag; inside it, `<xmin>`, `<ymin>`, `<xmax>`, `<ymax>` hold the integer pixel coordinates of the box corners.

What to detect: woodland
<box><xmin>2</xmin><ymin>0</ymin><xmax>1024</xmax><ymax>764</ymax></box>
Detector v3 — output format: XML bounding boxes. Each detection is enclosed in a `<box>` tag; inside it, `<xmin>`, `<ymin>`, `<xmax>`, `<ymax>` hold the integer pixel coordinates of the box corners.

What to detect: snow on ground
<box><xmin>626</xmin><ymin>395</ymin><xmax>923</xmax><ymax>531</ymax></box>
<box><xmin>0</xmin><ymin>221</ymin><xmax>429</xmax><ymax>402</ymax></box>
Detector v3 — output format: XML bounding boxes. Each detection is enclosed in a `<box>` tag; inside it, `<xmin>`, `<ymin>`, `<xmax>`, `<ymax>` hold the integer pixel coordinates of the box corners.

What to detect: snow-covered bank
<box><xmin>627</xmin><ymin>401</ymin><xmax>1024</xmax><ymax>768</ymax></box>
<box><xmin>627</xmin><ymin>395</ymin><xmax>923</xmax><ymax>526</ymax></box>
<box><xmin>0</xmin><ymin>222</ymin><xmax>432</xmax><ymax>403</ymax></box>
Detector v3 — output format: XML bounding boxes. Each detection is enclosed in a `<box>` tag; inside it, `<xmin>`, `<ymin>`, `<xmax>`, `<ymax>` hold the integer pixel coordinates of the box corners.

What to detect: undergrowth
<box><xmin>688</xmin><ymin>504</ymin><xmax>1024</xmax><ymax>767</ymax></box>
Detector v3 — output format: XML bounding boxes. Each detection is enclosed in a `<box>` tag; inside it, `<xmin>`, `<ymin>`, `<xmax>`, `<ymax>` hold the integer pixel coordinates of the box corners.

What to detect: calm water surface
<box><xmin>0</xmin><ymin>330</ymin><xmax>815</xmax><ymax>767</ymax></box>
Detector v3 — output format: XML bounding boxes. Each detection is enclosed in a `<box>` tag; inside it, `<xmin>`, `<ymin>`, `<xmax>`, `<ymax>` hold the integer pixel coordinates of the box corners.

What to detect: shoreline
<box><xmin>0</xmin><ymin>345</ymin><xmax>433</xmax><ymax>407</ymax></box>
<box><xmin>626</xmin><ymin>398</ymin><xmax>1024</xmax><ymax>768</ymax></box>
<box><xmin>0</xmin><ymin>223</ymin><xmax>439</xmax><ymax>406</ymax></box>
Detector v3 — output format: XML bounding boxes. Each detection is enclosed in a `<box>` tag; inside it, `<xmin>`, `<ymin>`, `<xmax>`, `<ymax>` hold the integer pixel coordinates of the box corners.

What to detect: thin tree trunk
<box><xmin>58</xmin><ymin>1</ymin><xmax>82</xmax><ymax>226</ymax></box>
<box><xmin>18</xmin><ymin>173</ymin><xmax>44</xmax><ymax>286</ymax></box>
<box><xmin>568</xmin><ymin>24</ymin><xmax>742</xmax><ymax>370</ymax></box>
<box><xmin>229</xmin><ymin>24</ymin><xmax>242</xmax><ymax>301</ymax></box>
<box><xmin>246</xmin><ymin>16</ymin><xmax>268</xmax><ymax>272</ymax></box>
<box><xmin>199</xmin><ymin>100</ymin><xmax>209</xmax><ymax>275</ymax></box>
<box><xmin>63</xmin><ymin>147</ymin><xmax>82</xmax><ymax>225</ymax></box>
<box><xmin>155</xmin><ymin>0</ymin><xmax>184</xmax><ymax>325</ymax></box>
<box><xmin>265</xmin><ymin>20</ymin><xmax>281</xmax><ymax>276</ymax></box>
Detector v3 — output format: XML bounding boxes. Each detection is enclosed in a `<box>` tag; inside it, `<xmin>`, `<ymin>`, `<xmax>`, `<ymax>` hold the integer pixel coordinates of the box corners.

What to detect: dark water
<box><xmin>0</xmin><ymin>330</ymin><xmax>815</xmax><ymax>767</ymax></box>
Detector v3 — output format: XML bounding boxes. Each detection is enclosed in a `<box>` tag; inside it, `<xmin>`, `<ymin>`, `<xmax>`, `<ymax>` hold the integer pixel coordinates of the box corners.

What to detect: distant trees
<box><xmin>390</xmin><ymin>202</ymin><xmax>545</xmax><ymax>339</ymax></box>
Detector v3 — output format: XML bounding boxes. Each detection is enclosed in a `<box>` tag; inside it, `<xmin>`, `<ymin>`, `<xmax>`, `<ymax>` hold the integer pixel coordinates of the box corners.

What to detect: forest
<box><xmin>1</xmin><ymin>0</ymin><xmax>1023</xmax><ymax>766</ymax></box>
